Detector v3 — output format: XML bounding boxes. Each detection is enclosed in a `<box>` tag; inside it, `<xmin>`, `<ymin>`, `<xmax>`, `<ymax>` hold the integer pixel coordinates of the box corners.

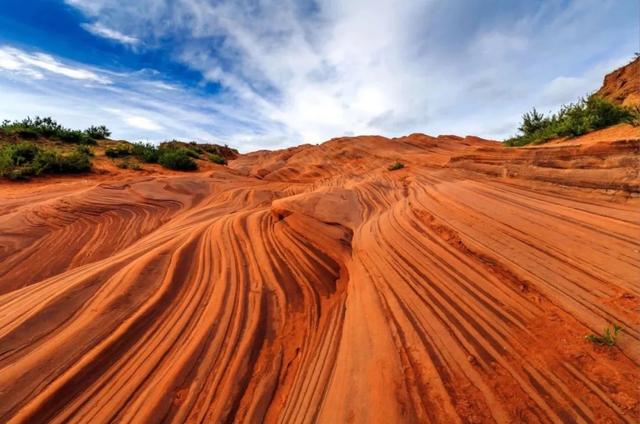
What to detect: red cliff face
<box><xmin>596</xmin><ymin>56</ymin><xmax>640</xmax><ymax>106</ymax></box>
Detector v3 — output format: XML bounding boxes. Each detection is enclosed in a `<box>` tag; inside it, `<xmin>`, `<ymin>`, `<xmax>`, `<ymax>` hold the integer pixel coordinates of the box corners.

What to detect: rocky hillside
<box><xmin>596</xmin><ymin>56</ymin><xmax>640</xmax><ymax>106</ymax></box>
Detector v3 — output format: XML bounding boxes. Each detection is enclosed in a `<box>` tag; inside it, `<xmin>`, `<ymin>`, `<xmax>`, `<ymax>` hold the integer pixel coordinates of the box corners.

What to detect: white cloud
<box><xmin>6</xmin><ymin>0</ymin><xmax>637</xmax><ymax>151</ymax></box>
<box><xmin>0</xmin><ymin>46</ymin><xmax>110</xmax><ymax>83</ymax></box>
<box><xmin>81</xmin><ymin>22</ymin><xmax>140</xmax><ymax>46</ymax></box>
<box><xmin>103</xmin><ymin>108</ymin><xmax>163</xmax><ymax>130</ymax></box>
<box><xmin>125</xmin><ymin>116</ymin><xmax>163</xmax><ymax>131</ymax></box>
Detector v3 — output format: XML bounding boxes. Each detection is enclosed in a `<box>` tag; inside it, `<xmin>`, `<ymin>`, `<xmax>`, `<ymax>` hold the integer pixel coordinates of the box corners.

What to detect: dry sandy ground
<box><xmin>0</xmin><ymin>125</ymin><xmax>638</xmax><ymax>423</ymax></box>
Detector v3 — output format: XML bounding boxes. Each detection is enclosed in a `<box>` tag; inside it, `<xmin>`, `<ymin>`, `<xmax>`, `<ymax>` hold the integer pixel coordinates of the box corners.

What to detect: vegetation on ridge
<box><xmin>1</xmin><ymin>116</ymin><xmax>110</xmax><ymax>145</ymax></box>
<box><xmin>0</xmin><ymin>116</ymin><xmax>239</xmax><ymax>179</ymax></box>
<box><xmin>505</xmin><ymin>94</ymin><xmax>638</xmax><ymax>147</ymax></box>
<box><xmin>0</xmin><ymin>143</ymin><xmax>91</xmax><ymax>180</ymax></box>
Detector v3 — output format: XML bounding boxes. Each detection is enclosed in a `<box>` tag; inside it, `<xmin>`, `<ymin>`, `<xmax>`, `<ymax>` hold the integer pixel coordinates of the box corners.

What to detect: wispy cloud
<box><xmin>2</xmin><ymin>0</ymin><xmax>637</xmax><ymax>150</ymax></box>
<box><xmin>0</xmin><ymin>46</ymin><xmax>110</xmax><ymax>83</ymax></box>
<box><xmin>81</xmin><ymin>22</ymin><xmax>140</xmax><ymax>46</ymax></box>
<box><xmin>105</xmin><ymin>108</ymin><xmax>164</xmax><ymax>130</ymax></box>
<box><xmin>60</xmin><ymin>0</ymin><xmax>638</xmax><ymax>147</ymax></box>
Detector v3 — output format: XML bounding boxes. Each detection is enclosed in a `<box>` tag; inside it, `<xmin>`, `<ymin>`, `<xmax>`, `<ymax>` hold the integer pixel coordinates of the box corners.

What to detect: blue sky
<box><xmin>0</xmin><ymin>0</ymin><xmax>637</xmax><ymax>151</ymax></box>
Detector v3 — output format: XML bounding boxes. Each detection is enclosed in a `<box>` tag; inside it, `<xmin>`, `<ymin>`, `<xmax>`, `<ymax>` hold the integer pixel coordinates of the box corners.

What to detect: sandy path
<box><xmin>0</xmin><ymin>126</ymin><xmax>638</xmax><ymax>423</ymax></box>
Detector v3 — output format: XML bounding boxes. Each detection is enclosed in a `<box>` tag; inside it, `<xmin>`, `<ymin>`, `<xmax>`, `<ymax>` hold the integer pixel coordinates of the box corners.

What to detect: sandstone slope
<box><xmin>0</xmin><ymin>125</ymin><xmax>638</xmax><ymax>423</ymax></box>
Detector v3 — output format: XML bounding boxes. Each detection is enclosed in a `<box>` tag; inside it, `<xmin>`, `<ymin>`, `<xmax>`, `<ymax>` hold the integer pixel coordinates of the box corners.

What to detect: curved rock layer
<box><xmin>0</xmin><ymin>127</ymin><xmax>639</xmax><ymax>423</ymax></box>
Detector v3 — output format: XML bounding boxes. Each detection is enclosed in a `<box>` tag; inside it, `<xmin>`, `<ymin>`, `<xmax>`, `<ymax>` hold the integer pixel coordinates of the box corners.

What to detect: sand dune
<box><xmin>0</xmin><ymin>125</ymin><xmax>639</xmax><ymax>423</ymax></box>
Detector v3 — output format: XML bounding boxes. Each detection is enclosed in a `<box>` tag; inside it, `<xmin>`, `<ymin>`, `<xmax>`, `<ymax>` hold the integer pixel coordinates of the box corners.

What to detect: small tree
<box><xmin>519</xmin><ymin>108</ymin><xmax>548</xmax><ymax>135</ymax></box>
<box><xmin>85</xmin><ymin>125</ymin><xmax>111</xmax><ymax>139</ymax></box>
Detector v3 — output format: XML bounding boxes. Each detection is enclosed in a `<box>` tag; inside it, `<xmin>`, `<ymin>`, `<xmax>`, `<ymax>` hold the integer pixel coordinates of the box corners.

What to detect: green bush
<box><xmin>159</xmin><ymin>141</ymin><xmax>201</xmax><ymax>159</ymax></box>
<box><xmin>0</xmin><ymin>147</ymin><xmax>12</xmax><ymax>174</ymax></box>
<box><xmin>158</xmin><ymin>148</ymin><xmax>198</xmax><ymax>171</ymax></box>
<box><xmin>59</xmin><ymin>129</ymin><xmax>90</xmax><ymax>144</ymax></box>
<box><xmin>12</xmin><ymin>143</ymin><xmax>40</xmax><ymax>165</ymax></box>
<box><xmin>208</xmin><ymin>153</ymin><xmax>226</xmax><ymax>165</ymax></box>
<box><xmin>58</xmin><ymin>148</ymin><xmax>92</xmax><ymax>173</ymax></box>
<box><xmin>505</xmin><ymin>95</ymin><xmax>635</xmax><ymax>146</ymax></box>
<box><xmin>116</xmin><ymin>158</ymin><xmax>142</xmax><ymax>170</ymax></box>
<box><xmin>131</xmin><ymin>142</ymin><xmax>159</xmax><ymax>163</ymax></box>
<box><xmin>17</xmin><ymin>128</ymin><xmax>39</xmax><ymax>140</ymax></box>
<box><xmin>0</xmin><ymin>144</ymin><xmax>91</xmax><ymax>179</ymax></box>
<box><xmin>105</xmin><ymin>144</ymin><xmax>132</xmax><ymax>158</ymax></box>
<box><xmin>85</xmin><ymin>125</ymin><xmax>111</xmax><ymax>139</ymax></box>
<box><xmin>75</xmin><ymin>145</ymin><xmax>94</xmax><ymax>156</ymax></box>
<box><xmin>0</xmin><ymin>116</ymin><xmax>104</xmax><ymax>144</ymax></box>
<box><xmin>388</xmin><ymin>162</ymin><xmax>405</xmax><ymax>171</ymax></box>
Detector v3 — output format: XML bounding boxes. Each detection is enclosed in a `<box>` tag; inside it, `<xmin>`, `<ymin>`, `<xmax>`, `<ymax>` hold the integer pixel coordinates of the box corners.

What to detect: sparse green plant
<box><xmin>388</xmin><ymin>161</ymin><xmax>405</xmax><ymax>171</ymax></box>
<box><xmin>75</xmin><ymin>145</ymin><xmax>94</xmax><ymax>156</ymax></box>
<box><xmin>208</xmin><ymin>153</ymin><xmax>226</xmax><ymax>165</ymax></box>
<box><xmin>629</xmin><ymin>105</ymin><xmax>640</xmax><ymax>126</ymax></box>
<box><xmin>585</xmin><ymin>323</ymin><xmax>623</xmax><ymax>346</ymax></box>
<box><xmin>105</xmin><ymin>144</ymin><xmax>132</xmax><ymax>158</ymax></box>
<box><xmin>116</xmin><ymin>158</ymin><xmax>142</xmax><ymax>170</ymax></box>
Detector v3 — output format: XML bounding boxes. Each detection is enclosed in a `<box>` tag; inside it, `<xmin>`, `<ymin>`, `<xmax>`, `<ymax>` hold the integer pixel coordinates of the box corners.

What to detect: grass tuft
<box><xmin>585</xmin><ymin>323</ymin><xmax>623</xmax><ymax>346</ymax></box>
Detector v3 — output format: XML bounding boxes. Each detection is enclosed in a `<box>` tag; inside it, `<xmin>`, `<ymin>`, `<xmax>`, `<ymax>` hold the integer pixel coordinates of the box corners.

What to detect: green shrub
<box><xmin>31</xmin><ymin>117</ymin><xmax>64</xmax><ymax>137</ymax></box>
<box><xmin>505</xmin><ymin>95</ymin><xmax>635</xmax><ymax>146</ymax></box>
<box><xmin>32</xmin><ymin>147</ymin><xmax>91</xmax><ymax>174</ymax></box>
<box><xmin>388</xmin><ymin>162</ymin><xmax>405</xmax><ymax>171</ymax></box>
<box><xmin>0</xmin><ymin>147</ymin><xmax>12</xmax><ymax>174</ymax></box>
<box><xmin>59</xmin><ymin>129</ymin><xmax>90</xmax><ymax>144</ymax></box>
<box><xmin>1</xmin><ymin>116</ymin><xmax>62</xmax><ymax>139</ymax></box>
<box><xmin>58</xmin><ymin>148</ymin><xmax>92</xmax><ymax>173</ymax></box>
<box><xmin>105</xmin><ymin>144</ymin><xmax>132</xmax><ymax>158</ymax></box>
<box><xmin>208</xmin><ymin>153</ymin><xmax>226</xmax><ymax>165</ymax></box>
<box><xmin>85</xmin><ymin>125</ymin><xmax>111</xmax><ymax>139</ymax></box>
<box><xmin>198</xmin><ymin>143</ymin><xmax>238</xmax><ymax>158</ymax></box>
<box><xmin>185</xmin><ymin>148</ymin><xmax>200</xmax><ymax>158</ymax></box>
<box><xmin>131</xmin><ymin>142</ymin><xmax>159</xmax><ymax>163</ymax></box>
<box><xmin>80</xmin><ymin>137</ymin><xmax>97</xmax><ymax>146</ymax></box>
<box><xmin>12</xmin><ymin>143</ymin><xmax>40</xmax><ymax>165</ymax></box>
<box><xmin>158</xmin><ymin>148</ymin><xmax>198</xmax><ymax>170</ymax></box>
<box><xmin>0</xmin><ymin>144</ymin><xmax>91</xmax><ymax>179</ymax></box>
<box><xmin>159</xmin><ymin>141</ymin><xmax>201</xmax><ymax>159</ymax></box>
<box><xmin>116</xmin><ymin>158</ymin><xmax>141</xmax><ymax>170</ymax></box>
<box><xmin>1</xmin><ymin>116</ymin><xmax>102</xmax><ymax>144</ymax></box>
<box><xmin>585</xmin><ymin>323</ymin><xmax>623</xmax><ymax>347</ymax></box>
<box><xmin>630</xmin><ymin>105</ymin><xmax>640</xmax><ymax>126</ymax></box>
<box><xmin>75</xmin><ymin>145</ymin><xmax>94</xmax><ymax>156</ymax></box>
<box><xmin>17</xmin><ymin>128</ymin><xmax>39</xmax><ymax>140</ymax></box>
